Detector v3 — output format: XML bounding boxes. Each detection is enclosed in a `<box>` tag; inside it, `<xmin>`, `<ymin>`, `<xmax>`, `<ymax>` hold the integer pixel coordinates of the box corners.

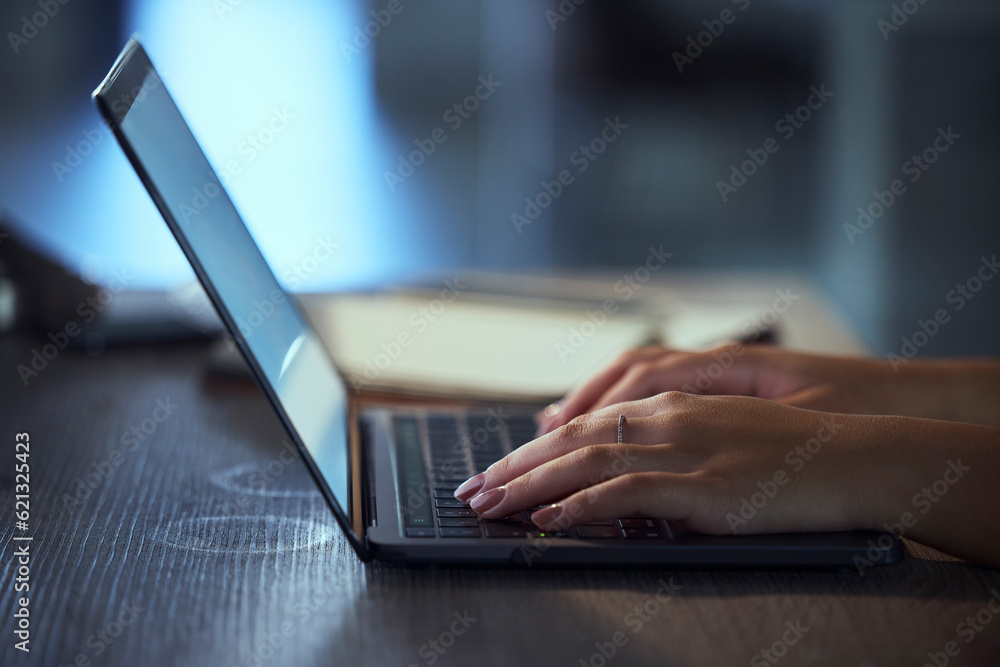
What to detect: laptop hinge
<box><xmin>347</xmin><ymin>398</ymin><xmax>368</xmax><ymax>547</ymax></box>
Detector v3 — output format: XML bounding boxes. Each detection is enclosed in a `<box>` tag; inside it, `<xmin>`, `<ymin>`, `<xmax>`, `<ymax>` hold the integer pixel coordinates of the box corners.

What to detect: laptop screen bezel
<box><xmin>92</xmin><ymin>38</ymin><xmax>369</xmax><ymax>560</ymax></box>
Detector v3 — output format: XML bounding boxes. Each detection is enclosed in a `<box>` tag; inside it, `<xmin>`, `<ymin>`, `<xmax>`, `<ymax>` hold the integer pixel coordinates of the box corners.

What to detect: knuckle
<box><xmin>654</xmin><ymin>391</ymin><xmax>694</xmax><ymax>420</ymax></box>
<box><xmin>612</xmin><ymin>472</ymin><xmax>645</xmax><ymax>496</ymax></box>
<box><xmin>667</xmin><ymin>390</ymin><xmax>703</xmax><ymax>411</ymax></box>
<box><xmin>648</xmin><ymin>442</ymin><xmax>676</xmax><ymax>460</ymax></box>
<box><xmin>485</xmin><ymin>457</ymin><xmax>512</xmax><ymax>485</ymax></box>
<box><xmin>549</xmin><ymin>420</ymin><xmax>588</xmax><ymax>453</ymax></box>
<box><xmin>659</xmin><ymin>389</ymin><xmax>689</xmax><ymax>405</ymax></box>
<box><xmin>511</xmin><ymin>469</ymin><xmax>533</xmax><ymax>492</ymax></box>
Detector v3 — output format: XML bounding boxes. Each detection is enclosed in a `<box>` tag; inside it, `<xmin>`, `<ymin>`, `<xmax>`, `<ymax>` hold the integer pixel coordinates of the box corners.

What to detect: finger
<box><xmin>538</xmin><ymin>346</ymin><xmax>673</xmax><ymax>435</ymax></box>
<box><xmin>493</xmin><ymin>406</ymin><xmax>680</xmax><ymax>486</ymax></box>
<box><xmin>530</xmin><ymin>472</ymin><xmax>700</xmax><ymax>531</ymax></box>
<box><xmin>587</xmin><ymin>358</ymin><xmax>678</xmax><ymax>414</ymax></box>
<box><xmin>576</xmin><ymin>390</ymin><xmax>695</xmax><ymax>426</ymax></box>
<box><xmin>472</xmin><ymin>443</ymin><xmax>678</xmax><ymax>519</ymax></box>
<box><xmin>588</xmin><ymin>344</ymin><xmax>767</xmax><ymax>413</ymax></box>
<box><xmin>455</xmin><ymin>396</ymin><xmax>683</xmax><ymax>502</ymax></box>
<box><xmin>534</xmin><ymin>401</ymin><xmax>562</xmax><ymax>425</ymax></box>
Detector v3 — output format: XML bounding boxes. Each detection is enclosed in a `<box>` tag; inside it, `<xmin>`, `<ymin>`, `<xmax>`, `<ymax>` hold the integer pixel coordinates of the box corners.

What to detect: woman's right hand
<box><xmin>536</xmin><ymin>344</ymin><xmax>1000</xmax><ymax>435</ymax></box>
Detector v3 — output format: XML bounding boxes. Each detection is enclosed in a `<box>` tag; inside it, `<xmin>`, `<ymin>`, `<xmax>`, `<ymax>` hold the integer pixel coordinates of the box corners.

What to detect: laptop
<box><xmin>93</xmin><ymin>39</ymin><xmax>903</xmax><ymax>569</ymax></box>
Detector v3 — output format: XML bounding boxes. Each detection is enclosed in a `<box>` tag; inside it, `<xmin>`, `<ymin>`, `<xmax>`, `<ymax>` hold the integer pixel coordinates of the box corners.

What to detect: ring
<box><xmin>617</xmin><ymin>415</ymin><xmax>626</xmax><ymax>444</ymax></box>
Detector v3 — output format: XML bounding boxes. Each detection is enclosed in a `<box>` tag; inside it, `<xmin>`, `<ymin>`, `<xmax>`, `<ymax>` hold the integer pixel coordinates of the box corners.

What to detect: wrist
<box><xmin>888</xmin><ymin>359</ymin><xmax>1000</xmax><ymax>425</ymax></box>
<box><xmin>834</xmin><ymin>414</ymin><xmax>926</xmax><ymax>531</ymax></box>
<box><xmin>876</xmin><ymin>360</ymin><xmax>949</xmax><ymax>420</ymax></box>
<box><xmin>839</xmin><ymin>413</ymin><xmax>999</xmax><ymax>534</ymax></box>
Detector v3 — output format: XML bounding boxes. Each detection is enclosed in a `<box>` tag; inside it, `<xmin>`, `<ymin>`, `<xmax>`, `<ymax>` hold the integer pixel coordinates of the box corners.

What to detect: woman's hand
<box><xmin>536</xmin><ymin>345</ymin><xmax>1000</xmax><ymax>434</ymax></box>
<box><xmin>459</xmin><ymin>392</ymin><xmax>881</xmax><ymax>535</ymax></box>
<box><xmin>457</xmin><ymin>391</ymin><xmax>1000</xmax><ymax>567</ymax></box>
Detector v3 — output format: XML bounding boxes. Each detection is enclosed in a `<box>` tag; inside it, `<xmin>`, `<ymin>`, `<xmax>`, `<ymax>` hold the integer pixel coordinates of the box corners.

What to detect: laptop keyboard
<box><xmin>394</xmin><ymin>412</ymin><xmax>673</xmax><ymax>540</ymax></box>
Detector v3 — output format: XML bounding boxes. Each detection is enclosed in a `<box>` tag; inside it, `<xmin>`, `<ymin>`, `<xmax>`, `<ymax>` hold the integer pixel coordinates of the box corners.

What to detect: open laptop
<box><xmin>93</xmin><ymin>39</ymin><xmax>903</xmax><ymax>569</ymax></box>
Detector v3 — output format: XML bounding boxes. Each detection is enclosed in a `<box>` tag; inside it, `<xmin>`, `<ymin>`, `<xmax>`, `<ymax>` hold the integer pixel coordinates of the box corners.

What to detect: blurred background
<box><xmin>1</xmin><ymin>0</ymin><xmax>998</xmax><ymax>357</ymax></box>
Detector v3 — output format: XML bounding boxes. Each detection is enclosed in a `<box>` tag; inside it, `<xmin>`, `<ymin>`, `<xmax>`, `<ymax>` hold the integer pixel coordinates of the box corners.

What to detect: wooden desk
<box><xmin>1</xmin><ymin>313</ymin><xmax>999</xmax><ymax>666</ymax></box>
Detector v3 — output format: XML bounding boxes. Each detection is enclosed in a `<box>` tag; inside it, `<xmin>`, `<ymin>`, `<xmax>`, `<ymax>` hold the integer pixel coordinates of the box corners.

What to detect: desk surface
<box><xmin>2</xmin><ymin>305</ymin><xmax>1000</xmax><ymax>666</ymax></box>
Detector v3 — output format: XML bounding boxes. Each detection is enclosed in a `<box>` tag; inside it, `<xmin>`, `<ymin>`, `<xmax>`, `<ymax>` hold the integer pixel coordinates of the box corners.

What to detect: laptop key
<box><xmin>440</xmin><ymin>527</ymin><xmax>482</xmax><ymax>538</ymax></box>
<box><xmin>620</xmin><ymin>518</ymin><xmax>658</xmax><ymax>529</ymax></box>
<box><xmin>430</xmin><ymin>457</ymin><xmax>465</xmax><ymax>466</ymax></box>
<box><xmin>484</xmin><ymin>524</ymin><xmax>526</xmax><ymax>538</ymax></box>
<box><xmin>434</xmin><ymin>464</ymin><xmax>467</xmax><ymax>472</ymax></box>
<box><xmin>474</xmin><ymin>456</ymin><xmax>501</xmax><ymax>469</ymax></box>
<box><xmin>435</xmin><ymin>498</ymin><xmax>467</xmax><ymax>508</ymax></box>
<box><xmin>577</xmin><ymin>526</ymin><xmax>621</xmax><ymax>539</ymax></box>
<box><xmin>405</xmin><ymin>528</ymin><xmax>436</xmax><ymax>538</ymax></box>
<box><xmin>438</xmin><ymin>518</ymin><xmax>478</xmax><ymax>527</ymax></box>
<box><xmin>437</xmin><ymin>508</ymin><xmax>476</xmax><ymax>518</ymax></box>
<box><xmin>432</xmin><ymin>476</ymin><xmax>470</xmax><ymax>486</ymax></box>
<box><xmin>624</xmin><ymin>528</ymin><xmax>664</xmax><ymax>539</ymax></box>
<box><xmin>481</xmin><ymin>515</ymin><xmax>523</xmax><ymax>525</ymax></box>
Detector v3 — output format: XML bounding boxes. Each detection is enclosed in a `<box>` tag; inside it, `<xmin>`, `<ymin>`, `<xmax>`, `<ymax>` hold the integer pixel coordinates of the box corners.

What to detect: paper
<box><xmin>301</xmin><ymin>293</ymin><xmax>657</xmax><ymax>401</ymax></box>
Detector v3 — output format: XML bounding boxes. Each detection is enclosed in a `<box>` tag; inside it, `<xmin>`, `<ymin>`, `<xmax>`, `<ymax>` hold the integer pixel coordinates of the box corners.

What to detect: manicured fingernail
<box><xmin>531</xmin><ymin>504</ymin><xmax>564</xmax><ymax>529</ymax></box>
<box><xmin>470</xmin><ymin>486</ymin><xmax>506</xmax><ymax>514</ymax></box>
<box><xmin>535</xmin><ymin>403</ymin><xmax>562</xmax><ymax>434</ymax></box>
<box><xmin>454</xmin><ymin>474</ymin><xmax>484</xmax><ymax>501</ymax></box>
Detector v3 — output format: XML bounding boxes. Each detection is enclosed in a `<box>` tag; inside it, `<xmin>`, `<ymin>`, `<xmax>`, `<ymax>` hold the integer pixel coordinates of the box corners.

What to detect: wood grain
<box><xmin>1</xmin><ymin>338</ymin><xmax>999</xmax><ymax>667</ymax></box>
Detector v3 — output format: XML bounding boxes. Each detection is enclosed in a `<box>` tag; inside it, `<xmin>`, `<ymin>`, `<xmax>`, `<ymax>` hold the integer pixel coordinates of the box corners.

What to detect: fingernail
<box><xmin>535</xmin><ymin>403</ymin><xmax>562</xmax><ymax>432</ymax></box>
<box><xmin>531</xmin><ymin>504</ymin><xmax>564</xmax><ymax>529</ymax></box>
<box><xmin>454</xmin><ymin>474</ymin><xmax>485</xmax><ymax>501</ymax></box>
<box><xmin>469</xmin><ymin>486</ymin><xmax>506</xmax><ymax>514</ymax></box>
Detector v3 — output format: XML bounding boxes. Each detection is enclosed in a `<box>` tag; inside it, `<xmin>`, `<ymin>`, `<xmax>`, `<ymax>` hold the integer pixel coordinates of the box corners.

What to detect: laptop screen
<box><xmin>94</xmin><ymin>41</ymin><xmax>354</xmax><ymax>538</ymax></box>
